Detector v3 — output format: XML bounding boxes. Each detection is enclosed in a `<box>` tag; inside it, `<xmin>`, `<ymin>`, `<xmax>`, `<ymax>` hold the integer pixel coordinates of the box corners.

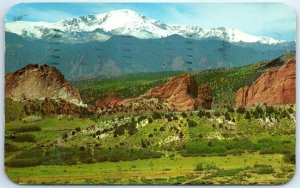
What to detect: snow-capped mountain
<box><xmin>5</xmin><ymin>9</ymin><xmax>283</xmax><ymax>44</ymax></box>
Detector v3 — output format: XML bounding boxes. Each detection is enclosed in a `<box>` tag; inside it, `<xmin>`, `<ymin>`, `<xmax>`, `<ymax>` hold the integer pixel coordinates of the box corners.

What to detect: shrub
<box><xmin>194</xmin><ymin>163</ymin><xmax>204</xmax><ymax>171</ymax></box>
<box><xmin>283</xmin><ymin>153</ymin><xmax>296</xmax><ymax>164</ymax></box>
<box><xmin>181</xmin><ymin>112</ymin><xmax>188</xmax><ymax>118</ymax></box>
<box><xmin>214</xmin><ymin>111</ymin><xmax>221</xmax><ymax>117</ymax></box>
<box><xmin>266</xmin><ymin>106</ymin><xmax>275</xmax><ymax>115</ymax></box>
<box><xmin>194</xmin><ymin>162</ymin><xmax>217</xmax><ymax>171</ymax></box>
<box><xmin>79</xmin><ymin>146</ymin><xmax>86</xmax><ymax>151</ymax></box>
<box><xmin>127</xmin><ymin>122</ymin><xmax>138</xmax><ymax>135</ymax></box>
<box><xmin>6</xmin><ymin>148</ymin><xmax>44</xmax><ymax>167</ymax></box>
<box><xmin>224</xmin><ymin>112</ymin><xmax>231</xmax><ymax>121</ymax></box>
<box><xmin>114</xmin><ymin>125</ymin><xmax>126</xmax><ymax>137</ymax></box>
<box><xmin>205</xmin><ymin>112</ymin><xmax>212</xmax><ymax>118</ymax></box>
<box><xmin>152</xmin><ymin>112</ymin><xmax>161</xmax><ymax>119</ymax></box>
<box><xmin>245</xmin><ymin>111</ymin><xmax>251</xmax><ymax>119</ymax></box>
<box><xmin>253</xmin><ymin>164</ymin><xmax>274</xmax><ymax>174</ymax></box>
<box><xmin>6</xmin><ymin>158</ymin><xmax>42</xmax><ymax>167</ymax></box>
<box><xmin>237</xmin><ymin>106</ymin><xmax>246</xmax><ymax>114</ymax></box>
<box><xmin>141</xmin><ymin>139</ymin><xmax>147</xmax><ymax>148</ymax></box>
<box><xmin>287</xmin><ymin>107</ymin><xmax>294</xmax><ymax>114</ymax></box>
<box><xmin>94</xmin><ymin>148</ymin><xmax>163</xmax><ymax>162</ymax></box>
<box><xmin>5</xmin><ymin>99</ymin><xmax>25</xmax><ymax>122</ymax></box>
<box><xmin>43</xmin><ymin>147</ymin><xmax>78</xmax><ymax>165</ymax></box>
<box><xmin>213</xmin><ymin>168</ymin><xmax>242</xmax><ymax>177</ymax></box>
<box><xmin>227</xmin><ymin>107</ymin><xmax>235</xmax><ymax>113</ymax></box>
<box><xmin>5</xmin><ymin>142</ymin><xmax>19</xmax><ymax>152</ymax></box>
<box><xmin>148</xmin><ymin>118</ymin><xmax>153</xmax><ymax>123</ymax></box>
<box><xmin>62</xmin><ymin>133</ymin><xmax>68</xmax><ymax>139</ymax></box>
<box><xmin>179</xmin><ymin>132</ymin><xmax>184</xmax><ymax>139</ymax></box>
<box><xmin>197</xmin><ymin>110</ymin><xmax>206</xmax><ymax>117</ymax></box>
<box><xmin>187</xmin><ymin>119</ymin><xmax>197</xmax><ymax>127</ymax></box>
<box><xmin>75</xmin><ymin>127</ymin><xmax>81</xmax><ymax>132</ymax></box>
<box><xmin>11</xmin><ymin>126</ymin><xmax>42</xmax><ymax>133</ymax></box>
<box><xmin>80</xmin><ymin>149</ymin><xmax>95</xmax><ymax>164</ymax></box>
<box><xmin>14</xmin><ymin>134</ymin><xmax>36</xmax><ymax>142</ymax></box>
<box><xmin>138</xmin><ymin>116</ymin><xmax>147</xmax><ymax>122</ymax></box>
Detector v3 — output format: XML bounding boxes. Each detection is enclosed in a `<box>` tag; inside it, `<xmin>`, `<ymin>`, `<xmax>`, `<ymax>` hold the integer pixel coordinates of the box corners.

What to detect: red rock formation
<box><xmin>95</xmin><ymin>74</ymin><xmax>213</xmax><ymax>112</ymax></box>
<box><xmin>95</xmin><ymin>92</ymin><xmax>120</xmax><ymax>107</ymax></box>
<box><xmin>236</xmin><ymin>60</ymin><xmax>296</xmax><ymax>107</ymax></box>
<box><xmin>142</xmin><ymin>74</ymin><xmax>199</xmax><ymax>111</ymax></box>
<box><xmin>197</xmin><ymin>85</ymin><xmax>213</xmax><ymax>109</ymax></box>
<box><xmin>5</xmin><ymin>64</ymin><xmax>84</xmax><ymax>106</ymax></box>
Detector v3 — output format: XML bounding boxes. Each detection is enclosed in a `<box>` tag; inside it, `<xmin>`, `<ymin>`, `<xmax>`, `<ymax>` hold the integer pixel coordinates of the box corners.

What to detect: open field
<box><xmin>6</xmin><ymin>153</ymin><xmax>294</xmax><ymax>184</ymax></box>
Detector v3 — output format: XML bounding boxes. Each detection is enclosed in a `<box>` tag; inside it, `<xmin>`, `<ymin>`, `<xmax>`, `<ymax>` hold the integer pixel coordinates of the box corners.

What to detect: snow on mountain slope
<box><xmin>5</xmin><ymin>9</ymin><xmax>283</xmax><ymax>44</ymax></box>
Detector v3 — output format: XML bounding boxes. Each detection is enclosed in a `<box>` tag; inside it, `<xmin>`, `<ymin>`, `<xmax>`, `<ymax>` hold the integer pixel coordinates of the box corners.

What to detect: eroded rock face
<box><xmin>5</xmin><ymin>64</ymin><xmax>85</xmax><ymax>106</ymax></box>
<box><xmin>95</xmin><ymin>74</ymin><xmax>213</xmax><ymax>112</ymax></box>
<box><xmin>236</xmin><ymin>60</ymin><xmax>296</xmax><ymax>107</ymax></box>
<box><xmin>95</xmin><ymin>92</ymin><xmax>120</xmax><ymax>107</ymax></box>
<box><xmin>197</xmin><ymin>85</ymin><xmax>213</xmax><ymax>109</ymax></box>
<box><xmin>142</xmin><ymin>74</ymin><xmax>199</xmax><ymax>111</ymax></box>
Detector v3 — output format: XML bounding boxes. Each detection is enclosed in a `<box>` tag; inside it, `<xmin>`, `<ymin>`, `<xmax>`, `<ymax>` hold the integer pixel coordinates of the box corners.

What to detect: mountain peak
<box><xmin>5</xmin><ymin>9</ymin><xmax>284</xmax><ymax>44</ymax></box>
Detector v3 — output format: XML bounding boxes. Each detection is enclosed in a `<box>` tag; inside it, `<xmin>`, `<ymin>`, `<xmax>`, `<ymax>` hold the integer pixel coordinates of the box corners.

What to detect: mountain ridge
<box><xmin>5</xmin><ymin>9</ymin><xmax>285</xmax><ymax>44</ymax></box>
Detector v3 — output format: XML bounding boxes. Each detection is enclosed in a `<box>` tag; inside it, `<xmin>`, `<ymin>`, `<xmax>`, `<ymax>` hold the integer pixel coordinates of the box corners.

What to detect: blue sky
<box><xmin>6</xmin><ymin>3</ymin><xmax>296</xmax><ymax>41</ymax></box>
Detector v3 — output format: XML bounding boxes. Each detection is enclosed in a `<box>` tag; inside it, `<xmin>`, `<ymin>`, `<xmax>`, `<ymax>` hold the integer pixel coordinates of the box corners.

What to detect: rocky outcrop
<box><xmin>5</xmin><ymin>64</ymin><xmax>85</xmax><ymax>106</ymax></box>
<box><xmin>95</xmin><ymin>74</ymin><xmax>213</xmax><ymax>112</ymax></box>
<box><xmin>197</xmin><ymin>85</ymin><xmax>213</xmax><ymax>109</ymax></box>
<box><xmin>236</xmin><ymin>60</ymin><xmax>296</xmax><ymax>107</ymax></box>
<box><xmin>142</xmin><ymin>74</ymin><xmax>199</xmax><ymax>111</ymax></box>
<box><xmin>95</xmin><ymin>92</ymin><xmax>120</xmax><ymax>107</ymax></box>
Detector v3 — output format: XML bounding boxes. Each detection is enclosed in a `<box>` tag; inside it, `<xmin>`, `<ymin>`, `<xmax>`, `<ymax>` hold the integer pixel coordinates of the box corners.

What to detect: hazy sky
<box><xmin>5</xmin><ymin>3</ymin><xmax>296</xmax><ymax>41</ymax></box>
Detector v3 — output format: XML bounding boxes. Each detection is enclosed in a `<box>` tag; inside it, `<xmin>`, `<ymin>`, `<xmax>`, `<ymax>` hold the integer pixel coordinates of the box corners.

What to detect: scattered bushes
<box><xmin>184</xmin><ymin>138</ymin><xmax>253</xmax><ymax>156</ymax></box>
<box><xmin>5</xmin><ymin>148</ymin><xmax>44</xmax><ymax>167</ymax></box>
<box><xmin>194</xmin><ymin>162</ymin><xmax>217</xmax><ymax>171</ymax></box>
<box><xmin>5</xmin><ymin>99</ymin><xmax>25</xmax><ymax>122</ymax></box>
<box><xmin>212</xmin><ymin>168</ymin><xmax>243</xmax><ymax>177</ymax></box>
<box><xmin>13</xmin><ymin>134</ymin><xmax>36</xmax><ymax>142</ymax></box>
<box><xmin>94</xmin><ymin>148</ymin><xmax>163</xmax><ymax>162</ymax></box>
<box><xmin>11</xmin><ymin>125</ymin><xmax>42</xmax><ymax>133</ymax></box>
<box><xmin>5</xmin><ymin>142</ymin><xmax>19</xmax><ymax>152</ymax></box>
<box><xmin>6</xmin><ymin>158</ymin><xmax>42</xmax><ymax>167</ymax></box>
